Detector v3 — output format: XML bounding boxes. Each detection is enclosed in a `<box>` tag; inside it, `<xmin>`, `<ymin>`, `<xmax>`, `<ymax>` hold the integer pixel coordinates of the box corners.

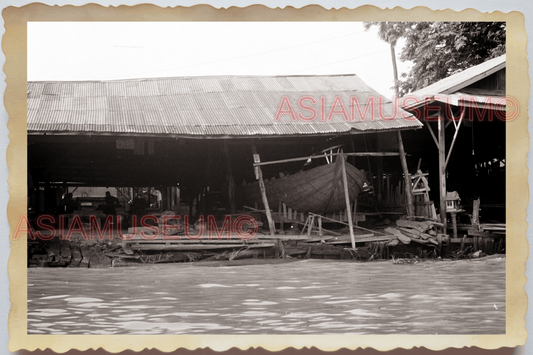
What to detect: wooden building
<box><xmin>27</xmin><ymin>74</ymin><xmax>423</xmax><ymax>231</ymax></box>
<box><xmin>401</xmin><ymin>55</ymin><xmax>506</xmax><ymax>242</ymax></box>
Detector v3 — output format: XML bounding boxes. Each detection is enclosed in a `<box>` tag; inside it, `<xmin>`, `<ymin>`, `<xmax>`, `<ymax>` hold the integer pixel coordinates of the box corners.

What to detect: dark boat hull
<box><xmin>240</xmin><ymin>158</ymin><xmax>369</xmax><ymax>214</ymax></box>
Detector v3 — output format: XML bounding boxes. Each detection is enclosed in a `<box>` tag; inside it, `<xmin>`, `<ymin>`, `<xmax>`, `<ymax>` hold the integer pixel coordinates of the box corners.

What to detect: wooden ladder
<box><xmin>411</xmin><ymin>169</ymin><xmax>438</xmax><ymax>220</ymax></box>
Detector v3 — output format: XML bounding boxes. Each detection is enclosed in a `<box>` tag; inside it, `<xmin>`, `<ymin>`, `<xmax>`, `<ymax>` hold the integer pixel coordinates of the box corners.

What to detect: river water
<box><xmin>27</xmin><ymin>257</ymin><xmax>505</xmax><ymax>335</ymax></box>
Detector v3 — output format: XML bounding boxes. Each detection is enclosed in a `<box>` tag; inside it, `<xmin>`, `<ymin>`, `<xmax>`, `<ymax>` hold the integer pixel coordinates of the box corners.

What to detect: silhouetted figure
<box><xmin>57</xmin><ymin>193</ymin><xmax>76</xmax><ymax>214</ymax></box>
<box><xmin>103</xmin><ymin>191</ymin><xmax>119</xmax><ymax>223</ymax></box>
<box><xmin>129</xmin><ymin>194</ymin><xmax>147</xmax><ymax>227</ymax></box>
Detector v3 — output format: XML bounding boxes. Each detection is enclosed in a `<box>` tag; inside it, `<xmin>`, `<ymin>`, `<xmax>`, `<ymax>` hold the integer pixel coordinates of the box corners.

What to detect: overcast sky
<box><xmin>28</xmin><ymin>22</ymin><xmax>411</xmax><ymax>98</ymax></box>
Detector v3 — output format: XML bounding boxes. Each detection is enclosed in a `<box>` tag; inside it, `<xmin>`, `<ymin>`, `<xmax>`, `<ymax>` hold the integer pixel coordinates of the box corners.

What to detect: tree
<box><xmin>363</xmin><ymin>22</ymin><xmax>415</xmax><ymax>217</ymax></box>
<box><xmin>397</xmin><ymin>22</ymin><xmax>506</xmax><ymax>96</ymax></box>
<box><xmin>364</xmin><ymin>22</ymin><xmax>506</xmax><ymax>97</ymax></box>
<box><xmin>363</xmin><ymin>22</ymin><xmax>409</xmax><ymax>96</ymax></box>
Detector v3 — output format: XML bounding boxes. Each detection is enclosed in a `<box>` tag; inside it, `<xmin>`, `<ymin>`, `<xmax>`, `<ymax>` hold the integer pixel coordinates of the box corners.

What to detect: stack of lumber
<box><xmin>385</xmin><ymin>219</ymin><xmax>440</xmax><ymax>246</ymax></box>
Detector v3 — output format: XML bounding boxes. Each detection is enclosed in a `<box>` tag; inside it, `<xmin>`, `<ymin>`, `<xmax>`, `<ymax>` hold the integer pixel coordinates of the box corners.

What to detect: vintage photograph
<box><xmin>23</xmin><ymin>20</ymin><xmax>509</xmax><ymax>337</ymax></box>
<box><xmin>27</xmin><ymin>22</ymin><xmax>508</xmax><ymax>335</ymax></box>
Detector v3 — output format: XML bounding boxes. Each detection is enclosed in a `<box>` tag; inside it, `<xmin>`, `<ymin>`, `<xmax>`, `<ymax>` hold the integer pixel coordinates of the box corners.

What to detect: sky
<box><xmin>28</xmin><ymin>22</ymin><xmax>411</xmax><ymax>98</ymax></box>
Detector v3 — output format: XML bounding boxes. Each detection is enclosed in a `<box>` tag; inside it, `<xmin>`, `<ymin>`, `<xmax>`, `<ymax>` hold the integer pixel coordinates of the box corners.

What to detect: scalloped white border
<box><xmin>2</xmin><ymin>2</ymin><xmax>531</xmax><ymax>354</ymax></box>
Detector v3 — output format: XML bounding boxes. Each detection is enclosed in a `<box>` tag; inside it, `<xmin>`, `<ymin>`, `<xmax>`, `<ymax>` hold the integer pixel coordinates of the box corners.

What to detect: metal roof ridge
<box><xmin>27</xmin><ymin>73</ymin><xmax>360</xmax><ymax>84</ymax></box>
<box><xmin>409</xmin><ymin>54</ymin><xmax>506</xmax><ymax>97</ymax></box>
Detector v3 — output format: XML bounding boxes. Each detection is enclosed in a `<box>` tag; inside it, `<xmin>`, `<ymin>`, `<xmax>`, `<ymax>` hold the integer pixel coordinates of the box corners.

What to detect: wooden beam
<box><xmin>426</xmin><ymin>122</ymin><xmax>439</xmax><ymax>149</ymax></box>
<box><xmin>253</xmin><ymin>152</ymin><xmax>401</xmax><ymax>167</ymax></box>
<box><xmin>339</xmin><ymin>150</ymin><xmax>356</xmax><ymax>249</ymax></box>
<box><xmin>445</xmin><ymin>107</ymin><xmax>465</xmax><ymax>169</ymax></box>
<box><xmin>251</xmin><ymin>145</ymin><xmax>276</xmax><ymax>237</ymax></box>
<box><xmin>438</xmin><ymin>109</ymin><xmax>447</xmax><ymax>230</ymax></box>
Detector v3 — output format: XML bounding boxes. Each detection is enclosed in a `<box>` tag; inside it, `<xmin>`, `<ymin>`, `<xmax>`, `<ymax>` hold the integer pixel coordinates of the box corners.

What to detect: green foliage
<box><xmin>363</xmin><ymin>22</ymin><xmax>506</xmax><ymax>97</ymax></box>
<box><xmin>398</xmin><ymin>22</ymin><xmax>505</xmax><ymax>96</ymax></box>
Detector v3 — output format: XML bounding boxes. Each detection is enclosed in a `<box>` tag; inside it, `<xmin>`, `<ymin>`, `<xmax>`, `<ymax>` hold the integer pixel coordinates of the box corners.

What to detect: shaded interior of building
<box><xmin>27</xmin><ymin>114</ymin><xmax>505</xmax><ymax>229</ymax></box>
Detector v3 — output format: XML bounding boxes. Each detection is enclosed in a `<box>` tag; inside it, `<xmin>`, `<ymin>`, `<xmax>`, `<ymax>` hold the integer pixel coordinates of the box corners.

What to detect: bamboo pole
<box><xmin>397</xmin><ymin>131</ymin><xmax>414</xmax><ymax>217</ymax></box>
<box><xmin>251</xmin><ymin>145</ymin><xmax>276</xmax><ymax>236</ymax></box>
<box><xmin>339</xmin><ymin>150</ymin><xmax>356</xmax><ymax>249</ymax></box>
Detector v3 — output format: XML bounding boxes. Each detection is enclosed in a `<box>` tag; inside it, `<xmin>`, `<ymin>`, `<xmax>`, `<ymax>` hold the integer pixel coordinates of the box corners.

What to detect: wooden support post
<box><xmin>376</xmin><ymin>157</ymin><xmax>383</xmax><ymax>203</ymax></box>
<box><xmin>251</xmin><ymin>145</ymin><xmax>276</xmax><ymax>236</ymax></box>
<box><xmin>175</xmin><ymin>186</ymin><xmax>180</xmax><ymax>214</ymax></box>
<box><xmin>438</xmin><ymin>109</ymin><xmax>448</xmax><ymax>230</ymax></box>
<box><xmin>450</xmin><ymin>211</ymin><xmax>458</xmax><ymax>239</ymax></box>
<box><xmin>164</xmin><ymin>187</ymin><xmax>169</xmax><ymax>211</ymax></box>
<box><xmin>278</xmin><ymin>199</ymin><xmax>284</xmax><ymax>233</ymax></box>
<box><xmin>353</xmin><ymin>196</ymin><xmax>358</xmax><ymax>226</ymax></box>
<box><xmin>318</xmin><ymin>216</ymin><xmax>323</xmax><ymax>237</ymax></box>
<box><xmin>223</xmin><ymin>141</ymin><xmax>236</xmax><ymax>214</ymax></box>
<box><xmin>340</xmin><ymin>150</ymin><xmax>356</xmax><ymax>249</ymax></box>
<box><xmin>472</xmin><ymin>198</ymin><xmax>481</xmax><ymax>231</ymax></box>
<box><xmin>307</xmin><ymin>215</ymin><xmax>315</xmax><ymax>237</ymax></box>
<box><xmin>397</xmin><ymin>130</ymin><xmax>414</xmax><ymax>217</ymax></box>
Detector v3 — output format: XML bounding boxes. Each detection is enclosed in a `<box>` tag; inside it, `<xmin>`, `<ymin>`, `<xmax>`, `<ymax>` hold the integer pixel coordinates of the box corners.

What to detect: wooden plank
<box><xmin>283</xmin><ymin>246</ymin><xmax>309</xmax><ymax>255</ymax></box>
<box><xmin>254</xmin><ymin>235</ymin><xmax>311</xmax><ymax>240</ymax></box>
<box><xmin>398</xmin><ymin>227</ymin><xmax>421</xmax><ymax>238</ymax></box>
<box><xmin>329</xmin><ymin>235</ymin><xmax>393</xmax><ymax>244</ymax></box>
<box><xmin>384</xmin><ymin>227</ymin><xmax>410</xmax><ymax>244</ymax></box>
<box><xmin>396</xmin><ymin>219</ymin><xmax>431</xmax><ymax>232</ymax></box>
<box><xmin>451</xmin><ymin>237</ymin><xmax>474</xmax><ymax>243</ymax></box>
<box><xmin>123</xmin><ymin>238</ymin><xmax>269</xmax><ymax>244</ymax></box>
<box><xmin>468</xmin><ymin>230</ymin><xmax>504</xmax><ymax>238</ymax></box>
<box><xmin>130</xmin><ymin>243</ymin><xmax>276</xmax><ymax>251</ymax></box>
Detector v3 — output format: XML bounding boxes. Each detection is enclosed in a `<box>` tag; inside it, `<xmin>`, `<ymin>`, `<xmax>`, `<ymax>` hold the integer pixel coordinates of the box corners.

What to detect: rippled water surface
<box><xmin>28</xmin><ymin>257</ymin><xmax>505</xmax><ymax>335</ymax></box>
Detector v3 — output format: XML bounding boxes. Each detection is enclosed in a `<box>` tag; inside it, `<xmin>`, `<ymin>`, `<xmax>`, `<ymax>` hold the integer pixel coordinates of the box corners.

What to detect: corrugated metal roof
<box><xmin>27</xmin><ymin>74</ymin><xmax>422</xmax><ymax>137</ymax></box>
<box><xmin>409</xmin><ymin>55</ymin><xmax>506</xmax><ymax>98</ymax></box>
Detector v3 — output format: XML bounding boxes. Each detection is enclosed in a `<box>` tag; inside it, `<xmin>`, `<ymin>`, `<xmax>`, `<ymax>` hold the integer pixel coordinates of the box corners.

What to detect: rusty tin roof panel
<box><xmin>28</xmin><ymin>74</ymin><xmax>422</xmax><ymax>136</ymax></box>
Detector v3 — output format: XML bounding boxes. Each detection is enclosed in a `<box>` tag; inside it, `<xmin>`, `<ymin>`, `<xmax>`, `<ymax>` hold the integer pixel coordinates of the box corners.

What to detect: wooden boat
<box><xmin>240</xmin><ymin>155</ymin><xmax>370</xmax><ymax>214</ymax></box>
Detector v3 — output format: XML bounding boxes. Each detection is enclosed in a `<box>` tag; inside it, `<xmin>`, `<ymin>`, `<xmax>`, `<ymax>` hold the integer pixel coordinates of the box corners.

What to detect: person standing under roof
<box><xmin>103</xmin><ymin>191</ymin><xmax>119</xmax><ymax>223</ymax></box>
